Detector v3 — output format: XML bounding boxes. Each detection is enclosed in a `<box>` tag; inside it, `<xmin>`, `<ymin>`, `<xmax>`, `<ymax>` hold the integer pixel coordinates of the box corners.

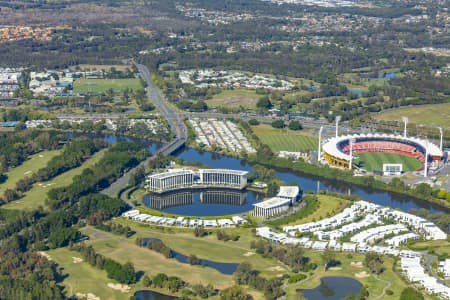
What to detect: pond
<box><xmin>134</xmin><ymin>290</ymin><xmax>177</xmax><ymax>300</ymax></box>
<box><xmin>143</xmin><ymin>188</ymin><xmax>264</xmax><ymax>216</ymax></box>
<box><xmin>300</xmin><ymin>276</ymin><xmax>362</xmax><ymax>300</ymax></box>
<box><xmin>141</xmin><ymin>238</ymin><xmax>239</xmax><ymax>275</ymax></box>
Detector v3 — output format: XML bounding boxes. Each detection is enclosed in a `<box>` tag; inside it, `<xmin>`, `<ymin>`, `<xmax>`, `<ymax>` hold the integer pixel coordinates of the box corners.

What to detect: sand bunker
<box><xmin>351</xmin><ymin>261</ymin><xmax>363</xmax><ymax>267</ymax></box>
<box><xmin>75</xmin><ymin>293</ymin><xmax>100</xmax><ymax>300</ymax></box>
<box><xmin>243</xmin><ymin>252</ymin><xmax>255</xmax><ymax>257</ymax></box>
<box><xmin>72</xmin><ymin>257</ymin><xmax>83</xmax><ymax>264</ymax></box>
<box><xmin>37</xmin><ymin>251</ymin><xmax>52</xmax><ymax>261</ymax></box>
<box><xmin>329</xmin><ymin>267</ymin><xmax>342</xmax><ymax>271</ymax></box>
<box><xmin>355</xmin><ymin>271</ymin><xmax>370</xmax><ymax>278</ymax></box>
<box><xmin>24</xmin><ymin>171</ymin><xmax>32</xmax><ymax>175</ymax></box>
<box><xmin>266</xmin><ymin>266</ymin><xmax>285</xmax><ymax>272</ymax></box>
<box><xmin>39</xmin><ymin>155</ymin><xmax>44</xmax><ymax>158</ymax></box>
<box><xmin>107</xmin><ymin>283</ymin><xmax>131</xmax><ymax>293</ymax></box>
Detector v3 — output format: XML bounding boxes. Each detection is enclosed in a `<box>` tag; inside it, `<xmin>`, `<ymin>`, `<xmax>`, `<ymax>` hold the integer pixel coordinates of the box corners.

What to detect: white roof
<box><xmin>148</xmin><ymin>169</ymin><xmax>194</xmax><ymax>180</ymax></box>
<box><xmin>253</xmin><ymin>197</ymin><xmax>291</xmax><ymax>209</ymax></box>
<box><xmin>199</xmin><ymin>169</ymin><xmax>248</xmax><ymax>176</ymax></box>
<box><xmin>322</xmin><ymin>133</ymin><xmax>443</xmax><ymax>161</ymax></box>
<box><xmin>277</xmin><ymin>186</ymin><xmax>300</xmax><ymax>199</ymax></box>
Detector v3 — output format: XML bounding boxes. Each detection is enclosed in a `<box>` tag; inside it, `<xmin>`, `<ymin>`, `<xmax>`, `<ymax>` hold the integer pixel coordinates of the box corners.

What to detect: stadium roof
<box><xmin>322</xmin><ymin>133</ymin><xmax>443</xmax><ymax>161</ymax></box>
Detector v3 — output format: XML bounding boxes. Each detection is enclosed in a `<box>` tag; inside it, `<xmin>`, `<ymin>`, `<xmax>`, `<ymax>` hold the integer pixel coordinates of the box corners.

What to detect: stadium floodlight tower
<box><xmin>318</xmin><ymin>126</ymin><xmax>323</xmax><ymax>162</ymax></box>
<box><xmin>439</xmin><ymin>127</ymin><xmax>443</xmax><ymax>151</ymax></box>
<box><xmin>349</xmin><ymin>138</ymin><xmax>355</xmax><ymax>170</ymax></box>
<box><xmin>402</xmin><ymin>116</ymin><xmax>408</xmax><ymax>138</ymax></box>
<box><xmin>424</xmin><ymin>141</ymin><xmax>429</xmax><ymax>178</ymax></box>
<box><xmin>335</xmin><ymin>115</ymin><xmax>342</xmax><ymax>138</ymax></box>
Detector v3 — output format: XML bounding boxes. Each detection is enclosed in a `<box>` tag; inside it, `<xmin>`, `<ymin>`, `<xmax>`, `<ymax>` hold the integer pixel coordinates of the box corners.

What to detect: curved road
<box><xmin>101</xmin><ymin>64</ymin><xmax>187</xmax><ymax>197</ymax></box>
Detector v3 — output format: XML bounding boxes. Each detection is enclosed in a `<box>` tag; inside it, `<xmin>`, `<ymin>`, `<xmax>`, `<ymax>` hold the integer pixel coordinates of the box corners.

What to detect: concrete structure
<box><xmin>277</xmin><ymin>186</ymin><xmax>300</xmax><ymax>204</ymax></box>
<box><xmin>322</xmin><ymin>133</ymin><xmax>444</xmax><ymax>172</ymax></box>
<box><xmin>145</xmin><ymin>168</ymin><xmax>248</xmax><ymax>193</ymax></box>
<box><xmin>383</xmin><ymin>163</ymin><xmax>403</xmax><ymax>176</ymax></box>
<box><xmin>146</xmin><ymin>169</ymin><xmax>195</xmax><ymax>193</ymax></box>
<box><xmin>253</xmin><ymin>197</ymin><xmax>292</xmax><ymax>218</ymax></box>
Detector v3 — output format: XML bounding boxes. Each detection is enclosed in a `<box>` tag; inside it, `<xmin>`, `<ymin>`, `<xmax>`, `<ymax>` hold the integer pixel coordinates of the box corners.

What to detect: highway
<box><xmin>101</xmin><ymin>64</ymin><xmax>187</xmax><ymax>197</ymax></box>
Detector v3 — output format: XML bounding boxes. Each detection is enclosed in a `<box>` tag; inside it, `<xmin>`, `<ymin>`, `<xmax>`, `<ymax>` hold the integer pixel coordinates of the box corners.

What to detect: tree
<box><xmin>400</xmin><ymin>287</ymin><xmax>423</xmax><ymax>300</ymax></box>
<box><xmin>256</xmin><ymin>96</ymin><xmax>272</xmax><ymax>109</ymax></box>
<box><xmin>271</xmin><ymin>119</ymin><xmax>285</xmax><ymax>129</ymax></box>
<box><xmin>321</xmin><ymin>249</ymin><xmax>336</xmax><ymax>270</ymax></box>
<box><xmin>248</xmin><ymin>119</ymin><xmax>259</xmax><ymax>126</ymax></box>
<box><xmin>220</xmin><ymin>285</ymin><xmax>250</xmax><ymax>300</ymax></box>
<box><xmin>365</xmin><ymin>252</ymin><xmax>384</xmax><ymax>274</ymax></box>
<box><xmin>288</xmin><ymin>120</ymin><xmax>303</xmax><ymax>130</ymax></box>
<box><xmin>188</xmin><ymin>254</ymin><xmax>200</xmax><ymax>265</ymax></box>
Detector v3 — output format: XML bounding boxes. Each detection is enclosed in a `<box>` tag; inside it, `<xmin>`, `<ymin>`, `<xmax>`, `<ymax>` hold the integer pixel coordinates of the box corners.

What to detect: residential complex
<box><xmin>145</xmin><ymin>168</ymin><xmax>248</xmax><ymax>193</ymax></box>
<box><xmin>0</xmin><ymin>68</ymin><xmax>22</xmax><ymax>98</ymax></box>
<box><xmin>189</xmin><ymin>119</ymin><xmax>256</xmax><ymax>154</ymax></box>
<box><xmin>253</xmin><ymin>186</ymin><xmax>300</xmax><ymax>218</ymax></box>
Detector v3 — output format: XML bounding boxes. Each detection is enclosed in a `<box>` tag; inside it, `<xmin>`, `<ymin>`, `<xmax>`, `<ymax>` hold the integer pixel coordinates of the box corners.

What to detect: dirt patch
<box><xmin>37</xmin><ymin>251</ymin><xmax>52</xmax><ymax>261</ymax></box>
<box><xmin>75</xmin><ymin>293</ymin><xmax>100</xmax><ymax>300</ymax></box>
<box><xmin>243</xmin><ymin>252</ymin><xmax>255</xmax><ymax>257</ymax></box>
<box><xmin>355</xmin><ymin>271</ymin><xmax>370</xmax><ymax>278</ymax></box>
<box><xmin>266</xmin><ymin>266</ymin><xmax>285</xmax><ymax>272</ymax></box>
<box><xmin>107</xmin><ymin>283</ymin><xmax>131</xmax><ymax>293</ymax></box>
<box><xmin>72</xmin><ymin>257</ymin><xmax>83</xmax><ymax>264</ymax></box>
<box><xmin>351</xmin><ymin>261</ymin><xmax>363</xmax><ymax>268</ymax></box>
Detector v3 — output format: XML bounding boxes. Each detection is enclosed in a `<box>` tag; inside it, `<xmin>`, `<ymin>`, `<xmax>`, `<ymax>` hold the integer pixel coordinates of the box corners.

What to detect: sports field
<box><xmin>73</xmin><ymin>78</ymin><xmax>143</xmax><ymax>94</ymax></box>
<box><xmin>252</xmin><ymin>125</ymin><xmax>318</xmax><ymax>152</ymax></box>
<box><xmin>354</xmin><ymin>152</ymin><xmax>422</xmax><ymax>172</ymax></box>
<box><xmin>375</xmin><ymin>103</ymin><xmax>450</xmax><ymax>128</ymax></box>
<box><xmin>207</xmin><ymin>89</ymin><xmax>261</xmax><ymax>109</ymax></box>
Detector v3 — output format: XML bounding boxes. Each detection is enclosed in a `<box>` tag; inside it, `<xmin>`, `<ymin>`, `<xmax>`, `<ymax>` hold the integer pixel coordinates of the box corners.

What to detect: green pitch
<box><xmin>353</xmin><ymin>152</ymin><xmax>423</xmax><ymax>172</ymax></box>
<box><xmin>73</xmin><ymin>78</ymin><xmax>143</xmax><ymax>94</ymax></box>
<box><xmin>252</xmin><ymin>125</ymin><xmax>318</xmax><ymax>152</ymax></box>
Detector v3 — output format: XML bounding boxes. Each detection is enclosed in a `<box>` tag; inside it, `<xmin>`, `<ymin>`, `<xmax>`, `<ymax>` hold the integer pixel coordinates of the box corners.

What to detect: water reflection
<box><xmin>134</xmin><ymin>290</ymin><xmax>177</xmax><ymax>300</ymax></box>
<box><xmin>301</xmin><ymin>276</ymin><xmax>362</xmax><ymax>300</ymax></box>
<box><xmin>143</xmin><ymin>188</ymin><xmax>262</xmax><ymax>216</ymax></box>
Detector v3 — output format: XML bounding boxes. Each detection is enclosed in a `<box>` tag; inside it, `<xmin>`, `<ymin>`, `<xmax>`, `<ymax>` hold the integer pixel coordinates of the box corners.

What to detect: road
<box><xmin>101</xmin><ymin>64</ymin><xmax>187</xmax><ymax>197</ymax></box>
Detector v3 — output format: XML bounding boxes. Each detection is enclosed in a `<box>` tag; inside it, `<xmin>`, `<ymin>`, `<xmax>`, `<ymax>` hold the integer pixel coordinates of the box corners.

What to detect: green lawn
<box><xmin>74</xmin><ymin>78</ymin><xmax>143</xmax><ymax>94</ymax></box>
<box><xmin>2</xmin><ymin>150</ymin><xmax>105</xmax><ymax>211</ymax></box>
<box><xmin>0</xmin><ymin>149</ymin><xmax>62</xmax><ymax>196</ymax></box>
<box><xmin>47</xmin><ymin>248</ymin><xmax>133</xmax><ymax>300</ymax></box>
<box><xmin>354</xmin><ymin>152</ymin><xmax>422</xmax><ymax>172</ymax></box>
<box><xmin>375</xmin><ymin>103</ymin><xmax>450</xmax><ymax>128</ymax></box>
<box><xmin>207</xmin><ymin>89</ymin><xmax>261</xmax><ymax>109</ymax></box>
<box><xmin>252</xmin><ymin>125</ymin><xmax>318</xmax><ymax>152</ymax></box>
<box><xmin>84</xmin><ymin>223</ymin><xmax>287</xmax><ymax>288</ymax></box>
<box><xmin>284</xmin><ymin>251</ymin><xmax>408</xmax><ymax>300</ymax></box>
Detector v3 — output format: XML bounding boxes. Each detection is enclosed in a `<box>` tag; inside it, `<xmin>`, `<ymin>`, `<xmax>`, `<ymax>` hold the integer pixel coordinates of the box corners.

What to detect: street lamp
<box><xmin>402</xmin><ymin>116</ymin><xmax>408</xmax><ymax>138</ymax></box>
<box><xmin>335</xmin><ymin>115</ymin><xmax>342</xmax><ymax>138</ymax></box>
<box><xmin>318</xmin><ymin>126</ymin><xmax>323</xmax><ymax>162</ymax></box>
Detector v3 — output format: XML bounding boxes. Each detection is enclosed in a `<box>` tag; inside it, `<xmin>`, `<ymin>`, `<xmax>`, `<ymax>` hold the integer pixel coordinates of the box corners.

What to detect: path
<box><xmin>373</xmin><ymin>274</ymin><xmax>392</xmax><ymax>300</ymax></box>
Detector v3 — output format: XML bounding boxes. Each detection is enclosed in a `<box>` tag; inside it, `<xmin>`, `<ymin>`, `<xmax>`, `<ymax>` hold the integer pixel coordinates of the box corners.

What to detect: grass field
<box><xmin>354</xmin><ymin>152</ymin><xmax>422</xmax><ymax>172</ymax></box>
<box><xmin>73</xmin><ymin>78</ymin><xmax>143</xmax><ymax>94</ymax></box>
<box><xmin>375</xmin><ymin>103</ymin><xmax>450</xmax><ymax>128</ymax></box>
<box><xmin>284</xmin><ymin>251</ymin><xmax>408</xmax><ymax>300</ymax></box>
<box><xmin>207</xmin><ymin>89</ymin><xmax>261</xmax><ymax>109</ymax></box>
<box><xmin>252</xmin><ymin>125</ymin><xmax>318</xmax><ymax>152</ymax></box>
<box><xmin>47</xmin><ymin>248</ymin><xmax>133</xmax><ymax>300</ymax></box>
<box><xmin>85</xmin><ymin>223</ymin><xmax>286</xmax><ymax>285</ymax></box>
<box><xmin>3</xmin><ymin>150</ymin><xmax>105</xmax><ymax>211</ymax></box>
<box><xmin>0</xmin><ymin>149</ymin><xmax>62</xmax><ymax>196</ymax></box>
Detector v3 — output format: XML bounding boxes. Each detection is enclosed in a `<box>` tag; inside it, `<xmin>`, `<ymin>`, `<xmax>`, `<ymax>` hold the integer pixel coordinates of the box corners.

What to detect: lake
<box><xmin>301</xmin><ymin>276</ymin><xmax>362</xmax><ymax>300</ymax></box>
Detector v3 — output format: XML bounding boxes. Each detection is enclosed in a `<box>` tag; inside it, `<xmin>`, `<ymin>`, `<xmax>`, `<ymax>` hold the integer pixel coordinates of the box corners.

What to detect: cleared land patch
<box><xmin>3</xmin><ymin>150</ymin><xmax>105</xmax><ymax>211</ymax></box>
<box><xmin>354</xmin><ymin>152</ymin><xmax>422</xmax><ymax>172</ymax></box>
<box><xmin>207</xmin><ymin>89</ymin><xmax>261</xmax><ymax>109</ymax></box>
<box><xmin>375</xmin><ymin>103</ymin><xmax>450</xmax><ymax>128</ymax></box>
<box><xmin>252</xmin><ymin>125</ymin><xmax>318</xmax><ymax>152</ymax></box>
<box><xmin>0</xmin><ymin>149</ymin><xmax>61</xmax><ymax>196</ymax></box>
<box><xmin>74</xmin><ymin>78</ymin><xmax>143</xmax><ymax>94</ymax></box>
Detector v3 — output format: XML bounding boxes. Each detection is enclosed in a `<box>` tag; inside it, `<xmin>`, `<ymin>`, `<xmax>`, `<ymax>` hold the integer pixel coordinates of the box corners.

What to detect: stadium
<box><xmin>321</xmin><ymin>133</ymin><xmax>445</xmax><ymax>176</ymax></box>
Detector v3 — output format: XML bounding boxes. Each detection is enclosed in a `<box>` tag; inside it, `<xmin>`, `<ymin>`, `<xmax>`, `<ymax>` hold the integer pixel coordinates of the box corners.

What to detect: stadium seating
<box><xmin>341</xmin><ymin>141</ymin><xmax>425</xmax><ymax>162</ymax></box>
